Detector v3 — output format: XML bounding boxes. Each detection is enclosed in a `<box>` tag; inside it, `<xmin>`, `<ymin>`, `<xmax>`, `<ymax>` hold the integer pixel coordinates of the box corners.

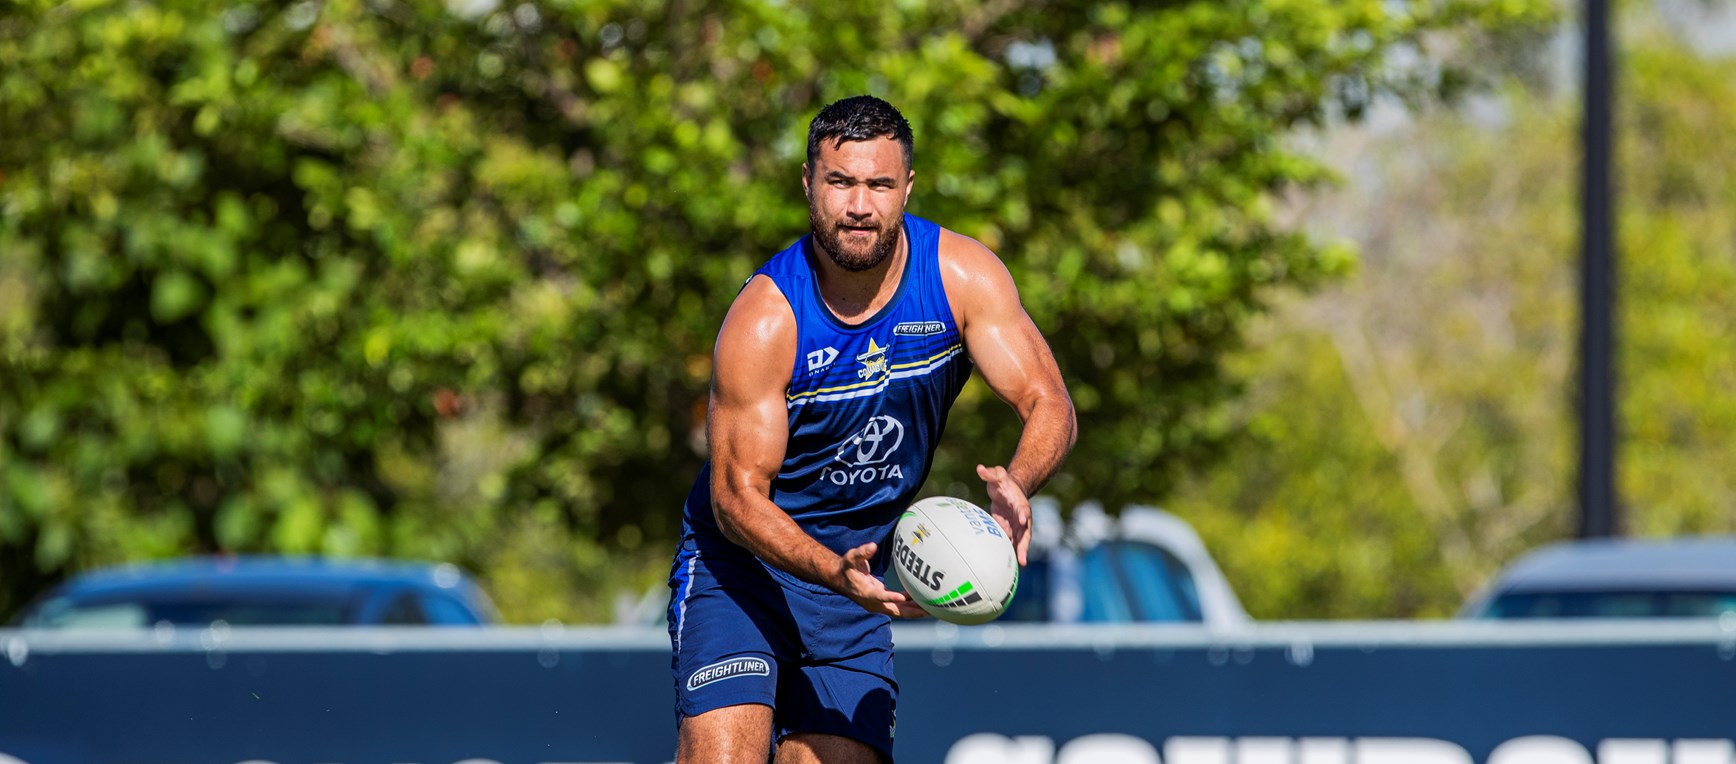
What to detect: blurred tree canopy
<box><xmin>1170</xmin><ymin>11</ymin><xmax>1736</xmax><ymax>619</ymax></box>
<box><xmin>0</xmin><ymin>0</ymin><xmax>1548</xmax><ymax>622</ymax></box>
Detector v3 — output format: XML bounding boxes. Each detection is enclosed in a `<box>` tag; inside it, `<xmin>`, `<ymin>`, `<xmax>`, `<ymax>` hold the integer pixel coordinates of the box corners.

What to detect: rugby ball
<box><xmin>891</xmin><ymin>496</ymin><xmax>1019</xmax><ymax>625</ymax></box>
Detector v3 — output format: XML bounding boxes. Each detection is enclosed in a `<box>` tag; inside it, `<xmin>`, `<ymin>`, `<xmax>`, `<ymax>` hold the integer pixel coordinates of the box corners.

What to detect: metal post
<box><xmin>1579</xmin><ymin>0</ymin><xmax>1618</xmax><ymax>538</ymax></box>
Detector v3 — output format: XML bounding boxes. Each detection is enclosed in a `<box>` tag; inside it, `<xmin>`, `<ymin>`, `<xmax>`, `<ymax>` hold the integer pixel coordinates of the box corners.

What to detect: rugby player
<box><xmin>668</xmin><ymin>95</ymin><xmax>1076</xmax><ymax>762</ymax></box>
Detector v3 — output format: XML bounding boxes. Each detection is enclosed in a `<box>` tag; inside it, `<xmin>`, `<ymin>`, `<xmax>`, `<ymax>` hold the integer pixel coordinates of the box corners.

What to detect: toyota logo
<box><xmin>836</xmin><ymin>416</ymin><xmax>906</xmax><ymax>466</ymax></box>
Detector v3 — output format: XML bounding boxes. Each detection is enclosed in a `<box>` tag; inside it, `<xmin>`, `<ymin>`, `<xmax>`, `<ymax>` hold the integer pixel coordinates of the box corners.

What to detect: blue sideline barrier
<box><xmin>3</xmin><ymin>620</ymin><xmax>1736</xmax><ymax>763</ymax></box>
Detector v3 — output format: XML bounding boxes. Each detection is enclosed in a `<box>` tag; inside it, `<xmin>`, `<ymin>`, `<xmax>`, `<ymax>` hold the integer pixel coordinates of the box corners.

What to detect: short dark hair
<box><xmin>805</xmin><ymin>95</ymin><xmax>914</xmax><ymax>174</ymax></box>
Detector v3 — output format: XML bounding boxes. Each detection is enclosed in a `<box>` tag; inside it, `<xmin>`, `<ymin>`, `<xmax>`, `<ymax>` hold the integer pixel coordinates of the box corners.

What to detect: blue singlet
<box><xmin>677</xmin><ymin>212</ymin><xmax>972</xmax><ymax>572</ymax></box>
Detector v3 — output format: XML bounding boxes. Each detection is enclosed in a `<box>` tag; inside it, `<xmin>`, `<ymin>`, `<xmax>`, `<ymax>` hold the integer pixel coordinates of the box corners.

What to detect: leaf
<box><xmin>150</xmin><ymin>270</ymin><xmax>207</xmax><ymax>323</ymax></box>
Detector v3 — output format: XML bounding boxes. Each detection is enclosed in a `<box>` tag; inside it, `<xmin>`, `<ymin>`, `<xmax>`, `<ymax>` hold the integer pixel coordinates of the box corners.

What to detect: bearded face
<box><xmin>803</xmin><ymin>136</ymin><xmax>913</xmax><ymax>273</ymax></box>
<box><xmin>809</xmin><ymin>198</ymin><xmax>904</xmax><ymax>272</ymax></box>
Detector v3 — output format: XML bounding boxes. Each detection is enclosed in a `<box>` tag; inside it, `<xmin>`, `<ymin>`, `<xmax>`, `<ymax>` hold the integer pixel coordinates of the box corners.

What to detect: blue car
<box><xmin>15</xmin><ymin>556</ymin><xmax>500</xmax><ymax>628</ymax></box>
<box><xmin>1459</xmin><ymin>537</ymin><xmax>1736</xmax><ymax>619</ymax></box>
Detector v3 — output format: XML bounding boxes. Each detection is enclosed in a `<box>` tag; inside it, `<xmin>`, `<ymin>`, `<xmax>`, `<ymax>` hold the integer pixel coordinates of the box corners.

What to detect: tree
<box><xmin>1169</xmin><ymin>11</ymin><xmax>1736</xmax><ymax>619</ymax></box>
<box><xmin>0</xmin><ymin>0</ymin><xmax>1549</xmax><ymax>622</ymax></box>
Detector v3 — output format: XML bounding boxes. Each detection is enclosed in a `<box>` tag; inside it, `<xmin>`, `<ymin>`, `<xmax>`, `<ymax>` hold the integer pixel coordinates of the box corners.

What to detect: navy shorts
<box><xmin>667</xmin><ymin>535</ymin><xmax>897</xmax><ymax>759</ymax></box>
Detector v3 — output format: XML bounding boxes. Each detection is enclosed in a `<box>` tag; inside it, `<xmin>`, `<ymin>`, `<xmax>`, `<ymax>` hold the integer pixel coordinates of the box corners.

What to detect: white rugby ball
<box><xmin>891</xmin><ymin>496</ymin><xmax>1019</xmax><ymax>625</ymax></box>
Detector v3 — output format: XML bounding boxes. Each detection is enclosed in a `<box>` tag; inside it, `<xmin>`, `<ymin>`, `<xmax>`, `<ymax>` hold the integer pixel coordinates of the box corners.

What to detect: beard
<box><xmin>809</xmin><ymin>205</ymin><xmax>903</xmax><ymax>273</ymax></box>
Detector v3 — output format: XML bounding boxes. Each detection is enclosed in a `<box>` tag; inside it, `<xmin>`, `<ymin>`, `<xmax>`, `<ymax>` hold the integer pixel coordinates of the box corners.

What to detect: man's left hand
<box><xmin>976</xmin><ymin>464</ymin><xmax>1030</xmax><ymax>566</ymax></box>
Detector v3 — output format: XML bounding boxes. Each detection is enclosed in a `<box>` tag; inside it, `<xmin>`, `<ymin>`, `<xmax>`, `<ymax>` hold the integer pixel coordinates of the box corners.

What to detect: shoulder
<box><xmin>937</xmin><ymin>227</ymin><xmax>1020</xmax><ymax>325</ymax></box>
<box><xmin>937</xmin><ymin>228</ymin><xmax>1007</xmax><ymax>277</ymax></box>
<box><xmin>716</xmin><ymin>275</ymin><xmax>798</xmax><ymax>371</ymax></box>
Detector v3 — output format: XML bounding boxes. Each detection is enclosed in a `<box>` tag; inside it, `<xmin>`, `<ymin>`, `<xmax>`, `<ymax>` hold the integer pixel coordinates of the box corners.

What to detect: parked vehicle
<box><xmin>1458</xmin><ymin>536</ymin><xmax>1736</xmax><ymax>619</ymax></box>
<box><xmin>619</xmin><ymin>499</ymin><xmax>1249</xmax><ymax>628</ymax></box>
<box><xmin>942</xmin><ymin>499</ymin><xmax>1247</xmax><ymax>627</ymax></box>
<box><xmin>14</xmin><ymin>556</ymin><xmax>500</xmax><ymax>629</ymax></box>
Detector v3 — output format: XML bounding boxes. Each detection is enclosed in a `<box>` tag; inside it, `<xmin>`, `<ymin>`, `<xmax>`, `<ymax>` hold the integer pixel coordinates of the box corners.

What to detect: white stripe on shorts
<box><xmin>675</xmin><ymin>550</ymin><xmax>699</xmax><ymax>652</ymax></box>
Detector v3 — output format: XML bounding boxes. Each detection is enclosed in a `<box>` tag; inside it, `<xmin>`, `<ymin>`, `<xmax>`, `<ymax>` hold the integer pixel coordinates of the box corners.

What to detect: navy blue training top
<box><xmin>680</xmin><ymin>213</ymin><xmax>974</xmax><ymax>576</ymax></box>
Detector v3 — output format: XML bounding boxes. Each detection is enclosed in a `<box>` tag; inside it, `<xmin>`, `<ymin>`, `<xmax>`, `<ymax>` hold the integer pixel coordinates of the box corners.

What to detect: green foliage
<box><xmin>1170</xmin><ymin>22</ymin><xmax>1736</xmax><ymax>619</ymax></box>
<box><xmin>0</xmin><ymin>0</ymin><xmax>1548</xmax><ymax>622</ymax></box>
<box><xmin>1617</xmin><ymin>38</ymin><xmax>1736</xmax><ymax>536</ymax></box>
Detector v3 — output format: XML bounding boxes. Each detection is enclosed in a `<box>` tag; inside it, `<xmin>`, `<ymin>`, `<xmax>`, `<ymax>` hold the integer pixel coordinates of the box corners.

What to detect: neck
<box><xmin>811</xmin><ymin>226</ymin><xmax>909</xmax><ymax>326</ymax></box>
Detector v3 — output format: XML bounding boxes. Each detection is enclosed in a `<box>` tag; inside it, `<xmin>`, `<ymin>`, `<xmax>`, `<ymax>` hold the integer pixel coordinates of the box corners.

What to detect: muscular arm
<box><xmin>941</xmin><ymin>230</ymin><xmax>1078</xmax><ymax>563</ymax></box>
<box><xmin>708</xmin><ymin>276</ymin><xmax>925</xmax><ymax>617</ymax></box>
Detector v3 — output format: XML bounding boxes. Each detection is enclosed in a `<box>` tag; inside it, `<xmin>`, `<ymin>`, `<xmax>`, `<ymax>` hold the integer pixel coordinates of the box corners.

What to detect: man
<box><xmin>667</xmin><ymin>95</ymin><xmax>1076</xmax><ymax>763</ymax></box>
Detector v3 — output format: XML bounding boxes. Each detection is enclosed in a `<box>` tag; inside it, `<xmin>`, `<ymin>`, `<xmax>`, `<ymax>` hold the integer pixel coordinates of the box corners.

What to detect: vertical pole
<box><xmin>1579</xmin><ymin>0</ymin><xmax>1618</xmax><ymax>538</ymax></box>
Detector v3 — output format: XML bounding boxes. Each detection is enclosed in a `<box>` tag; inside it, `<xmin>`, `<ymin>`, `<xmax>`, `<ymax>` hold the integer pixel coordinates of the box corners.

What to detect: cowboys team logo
<box><xmin>856</xmin><ymin>338</ymin><xmax>891</xmax><ymax>380</ymax></box>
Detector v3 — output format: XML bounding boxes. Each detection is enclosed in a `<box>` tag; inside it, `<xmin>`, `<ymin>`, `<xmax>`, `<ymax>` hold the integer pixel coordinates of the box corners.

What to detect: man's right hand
<box><xmin>836</xmin><ymin>542</ymin><xmax>930</xmax><ymax>619</ymax></box>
